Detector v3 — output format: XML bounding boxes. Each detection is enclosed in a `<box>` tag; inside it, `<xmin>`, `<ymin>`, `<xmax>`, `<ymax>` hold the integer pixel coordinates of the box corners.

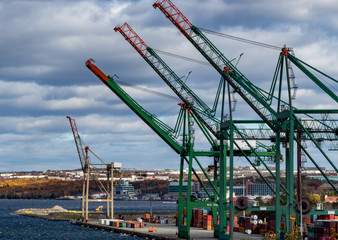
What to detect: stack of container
<box><xmin>175</xmin><ymin>208</ymin><xmax>214</xmax><ymax>230</ymax></box>
<box><xmin>183</xmin><ymin>208</ymin><xmax>187</xmax><ymax>226</ymax></box>
<box><xmin>144</xmin><ymin>214</ymin><xmax>169</xmax><ymax>224</ymax></box>
<box><xmin>192</xmin><ymin>209</ymin><xmax>203</xmax><ymax>228</ymax></box>
<box><xmin>307</xmin><ymin>219</ymin><xmax>338</xmax><ymax>240</ymax></box>
<box><xmin>99</xmin><ymin>219</ymin><xmax>145</xmax><ymax>229</ymax></box>
<box><xmin>232</xmin><ymin>214</ymin><xmax>338</xmax><ymax>237</ymax></box>
<box><xmin>235</xmin><ymin>215</ymin><xmax>267</xmax><ymax>234</ymax></box>
<box><xmin>203</xmin><ymin>214</ymin><xmax>213</xmax><ymax>230</ymax></box>
<box><xmin>235</xmin><ymin>216</ymin><xmax>245</xmax><ymax>233</ymax></box>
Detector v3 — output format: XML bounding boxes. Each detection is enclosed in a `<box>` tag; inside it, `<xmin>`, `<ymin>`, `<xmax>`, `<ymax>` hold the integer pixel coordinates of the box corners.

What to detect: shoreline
<box><xmin>13</xmin><ymin>205</ymin><xmax>176</xmax><ymax>223</ymax></box>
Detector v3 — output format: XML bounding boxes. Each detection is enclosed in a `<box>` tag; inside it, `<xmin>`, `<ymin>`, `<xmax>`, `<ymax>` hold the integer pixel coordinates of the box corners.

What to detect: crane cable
<box><xmin>115</xmin><ymin>79</ymin><xmax>179</xmax><ymax>100</ymax></box>
<box><xmin>198</xmin><ymin>27</ymin><xmax>281</xmax><ymax>51</ymax></box>
<box><xmin>115</xmin><ymin>79</ymin><xmax>181</xmax><ymax>115</ymax></box>
<box><xmin>153</xmin><ymin>48</ymin><xmax>210</xmax><ymax>66</ymax></box>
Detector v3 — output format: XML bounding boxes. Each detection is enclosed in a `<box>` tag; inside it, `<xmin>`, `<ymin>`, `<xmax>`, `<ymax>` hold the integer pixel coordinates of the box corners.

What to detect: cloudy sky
<box><xmin>0</xmin><ymin>0</ymin><xmax>337</xmax><ymax>172</ymax></box>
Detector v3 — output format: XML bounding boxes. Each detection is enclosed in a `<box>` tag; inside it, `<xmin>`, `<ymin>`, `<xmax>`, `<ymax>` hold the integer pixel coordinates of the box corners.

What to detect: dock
<box><xmin>73</xmin><ymin>220</ymin><xmax>264</xmax><ymax>240</ymax></box>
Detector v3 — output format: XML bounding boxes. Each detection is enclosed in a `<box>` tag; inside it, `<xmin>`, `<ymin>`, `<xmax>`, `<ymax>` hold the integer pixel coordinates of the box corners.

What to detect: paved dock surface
<box><xmin>75</xmin><ymin>220</ymin><xmax>263</xmax><ymax>240</ymax></box>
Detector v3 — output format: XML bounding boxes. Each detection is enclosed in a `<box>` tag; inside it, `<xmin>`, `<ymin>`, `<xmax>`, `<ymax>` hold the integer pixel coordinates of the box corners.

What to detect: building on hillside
<box><xmin>115</xmin><ymin>181</ymin><xmax>135</xmax><ymax>195</ymax></box>
<box><xmin>145</xmin><ymin>175</ymin><xmax>169</xmax><ymax>180</ymax></box>
<box><xmin>168</xmin><ymin>182</ymin><xmax>197</xmax><ymax>193</ymax></box>
<box><xmin>163</xmin><ymin>182</ymin><xmax>197</xmax><ymax>200</ymax></box>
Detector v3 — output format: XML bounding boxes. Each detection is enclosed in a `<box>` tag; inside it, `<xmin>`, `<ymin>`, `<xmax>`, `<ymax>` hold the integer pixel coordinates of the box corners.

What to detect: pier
<box><xmin>73</xmin><ymin>220</ymin><xmax>263</xmax><ymax>240</ymax></box>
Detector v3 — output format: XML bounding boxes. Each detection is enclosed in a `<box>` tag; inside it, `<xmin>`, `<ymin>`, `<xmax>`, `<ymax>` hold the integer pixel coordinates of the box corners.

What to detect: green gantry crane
<box><xmin>85</xmin><ymin>0</ymin><xmax>338</xmax><ymax>238</ymax></box>
<box><xmin>113</xmin><ymin>22</ymin><xmax>285</xmax><ymax>238</ymax></box>
<box><xmin>86</xmin><ymin>59</ymin><xmax>227</xmax><ymax>222</ymax></box>
<box><xmin>153</xmin><ymin>0</ymin><xmax>338</xmax><ymax>239</ymax></box>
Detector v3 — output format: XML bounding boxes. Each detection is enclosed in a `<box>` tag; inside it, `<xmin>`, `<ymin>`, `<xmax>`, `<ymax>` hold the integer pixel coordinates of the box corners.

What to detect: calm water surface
<box><xmin>0</xmin><ymin>199</ymin><xmax>177</xmax><ymax>240</ymax></box>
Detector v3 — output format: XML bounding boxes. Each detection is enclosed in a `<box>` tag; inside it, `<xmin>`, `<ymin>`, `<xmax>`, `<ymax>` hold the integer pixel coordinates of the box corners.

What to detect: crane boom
<box><xmin>67</xmin><ymin>116</ymin><xmax>86</xmax><ymax>170</ymax></box>
<box><xmin>85</xmin><ymin>59</ymin><xmax>183</xmax><ymax>154</ymax></box>
<box><xmin>287</xmin><ymin>54</ymin><xmax>338</xmax><ymax>102</ymax></box>
<box><xmin>114</xmin><ymin>22</ymin><xmax>220</xmax><ymax>138</ymax></box>
<box><xmin>153</xmin><ymin>0</ymin><xmax>278</xmax><ymax>131</ymax></box>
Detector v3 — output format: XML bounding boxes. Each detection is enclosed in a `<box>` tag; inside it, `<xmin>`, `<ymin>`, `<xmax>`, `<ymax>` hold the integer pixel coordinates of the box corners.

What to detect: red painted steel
<box><xmin>85</xmin><ymin>58</ymin><xmax>109</xmax><ymax>83</ymax></box>
<box><xmin>114</xmin><ymin>22</ymin><xmax>148</xmax><ymax>58</ymax></box>
<box><xmin>153</xmin><ymin>0</ymin><xmax>192</xmax><ymax>38</ymax></box>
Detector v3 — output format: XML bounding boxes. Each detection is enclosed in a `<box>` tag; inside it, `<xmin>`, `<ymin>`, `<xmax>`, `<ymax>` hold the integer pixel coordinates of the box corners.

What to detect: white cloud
<box><xmin>0</xmin><ymin>0</ymin><xmax>336</xmax><ymax>171</ymax></box>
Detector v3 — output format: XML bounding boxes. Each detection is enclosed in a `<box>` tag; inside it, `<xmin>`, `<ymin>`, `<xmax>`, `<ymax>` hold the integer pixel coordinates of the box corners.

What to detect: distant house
<box><xmin>325</xmin><ymin>196</ymin><xmax>338</xmax><ymax>203</ymax></box>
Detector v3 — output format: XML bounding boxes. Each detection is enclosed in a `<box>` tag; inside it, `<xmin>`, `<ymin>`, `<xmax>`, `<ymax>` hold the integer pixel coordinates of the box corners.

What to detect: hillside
<box><xmin>0</xmin><ymin>178</ymin><xmax>169</xmax><ymax>199</ymax></box>
<box><xmin>0</xmin><ymin>178</ymin><xmax>84</xmax><ymax>199</ymax></box>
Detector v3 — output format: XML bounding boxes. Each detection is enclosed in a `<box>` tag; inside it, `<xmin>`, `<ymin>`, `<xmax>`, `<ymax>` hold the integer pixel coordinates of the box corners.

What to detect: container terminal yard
<box><xmin>10</xmin><ymin>0</ymin><xmax>338</xmax><ymax>239</ymax></box>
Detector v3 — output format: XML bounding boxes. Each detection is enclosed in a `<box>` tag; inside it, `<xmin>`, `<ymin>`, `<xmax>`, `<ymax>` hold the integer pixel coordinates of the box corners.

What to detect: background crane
<box><xmin>67</xmin><ymin>115</ymin><xmax>118</xmax><ymax>221</ymax></box>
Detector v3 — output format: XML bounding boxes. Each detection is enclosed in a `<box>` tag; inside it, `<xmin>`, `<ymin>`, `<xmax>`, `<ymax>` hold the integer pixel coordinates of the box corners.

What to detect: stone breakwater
<box><xmin>13</xmin><ymin>205</ymin><xmax>77</xmax><ymax>221</ymax></box>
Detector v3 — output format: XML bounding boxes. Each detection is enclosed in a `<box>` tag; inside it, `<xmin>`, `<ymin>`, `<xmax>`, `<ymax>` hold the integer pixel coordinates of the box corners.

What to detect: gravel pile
<box><xmin>14</xmin><ymin>205</ymin><xmax>68</xmax><ymax>216</ymax></box>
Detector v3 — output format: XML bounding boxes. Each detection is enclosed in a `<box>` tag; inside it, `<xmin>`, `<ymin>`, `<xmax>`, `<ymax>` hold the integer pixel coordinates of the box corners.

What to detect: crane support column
<box><xmin>275</xmin><ymin>132</ymin><xmax>282</xmax><ymax>235</ymax></box>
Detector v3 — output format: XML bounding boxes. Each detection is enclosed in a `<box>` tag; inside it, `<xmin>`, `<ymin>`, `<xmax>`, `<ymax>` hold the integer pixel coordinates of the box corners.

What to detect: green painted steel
<box><xmin>189</xmin><ymin>25</ymin><xmax>278</xmax><ymax>131</ymax></box>
<box><xmin>148</xmin><ymin>47</ymin><xmax>213</xmax><ymax>114</ymax></box>
<box><xmin>100</xmin><ymin>2</ymin><xmax>338</xmax><ymax>240</ymax></box>
<box><xmin>102</xmin><ymin>76</ymin><xmax>183</xmax><ymax>154</ymax></box>
<box><xmin>294</xmin><ymin>109</ymin><xmax>338</xmax><ymax>114</ymax></box>
<box><xmin>295</xmin><ymin>117</ymin><xmax>338</xmax><ymax>173</ymax></box>
<box><xmin>288</xmin><ymin>54</ymin><xmax>338</xmax><ymax>102</ymax></box>
<box><xmin>275</xmin><ymin>132</ymin><xmax>282</xmax><ymax>235</ymax></box>
<box><xmin>114</xmin><ymin>23</ymin><xmax>220</xmax><ymax>138</ymax></box>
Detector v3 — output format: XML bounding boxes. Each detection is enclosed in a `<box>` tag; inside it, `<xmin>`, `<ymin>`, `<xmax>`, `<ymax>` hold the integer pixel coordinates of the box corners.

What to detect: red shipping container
<box><xmin>260</xmin><ymin>223</ymin><xmax>268</xmax><ymax>230</ymax></box>
<box><xmin>259</xmin><ymin>229</ymin><xmax>267</xmax><ymax>235</ymax></box>
<box><xmin>251</xmin><ymin>224</ymin><xmax>259</xmax><ymax>234</ymax></box>
<box><xmin>245</xmin><ymin>217</ymin><xmax>251</xmax><ymax>228</ymax></box>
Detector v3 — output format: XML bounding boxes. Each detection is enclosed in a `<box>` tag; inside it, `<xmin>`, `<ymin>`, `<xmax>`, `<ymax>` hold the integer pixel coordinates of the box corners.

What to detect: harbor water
<box><xmin>0</xmin><ymin>199</ymin><xmax>177</xmax><ymax>239</ymax></box>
